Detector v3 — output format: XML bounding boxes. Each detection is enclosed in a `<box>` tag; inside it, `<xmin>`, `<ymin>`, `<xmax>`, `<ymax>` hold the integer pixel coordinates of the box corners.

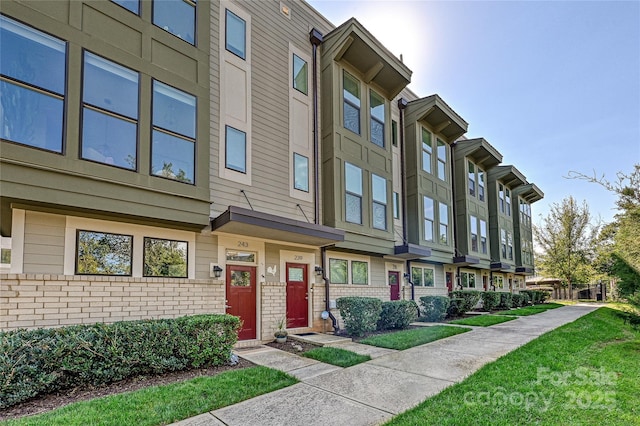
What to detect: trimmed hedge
<box><xmin>511</xmin><ymin>293</ymin><xmax>524</xmax><ymax>307</ymax></box>
<box><xmin>377</xmin><ymin>300</ymin><xmax>418</xmax><ymax>330</ymax></box>
<box><xmin>447</xmin><ymin>298</ymin><xmax>465</xmax><ymax>318</ymax></box>
<box><xmin>419</xmin><ymin>296</ymin><xmax>450</xmax><ymax>322</ymax></box>
<box><xmin>450</xmin><ymin>290</ymin><xmax>482</xmax><ymax>314</ymax></box>
<box><xmin>481</xmin><ymin>291</ymin><xmax>501</xmax><ymax>312</ymax></box>
<box><xmin>520</xmin><ymin>289</ymin><xmax>551</xmax><ymax>305</ymax></box>
<box><xmin>336</xmin><ymin>297</ymin><xmax>382</xmax><ymax>337</ymax></box>
<box><xmin>499</xmin><ymin>292</ymin><xmax>513</xmax><ymax>309</ymax></box>
<box><xmin>0</xmin><ymin>314</ymin><xmax>241</xmax><ymax>409</ymax></box>
<box><xmin>519</xmin><ymin>291</ymin><xmax>531</xmax><ymax>306</ymax></box>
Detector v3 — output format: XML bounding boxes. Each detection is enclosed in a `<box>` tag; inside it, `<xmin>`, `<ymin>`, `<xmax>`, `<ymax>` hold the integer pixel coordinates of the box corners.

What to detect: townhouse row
<box><xmin>0</xmin><ymin>0</ymin><xmax>542</xmax><ymax>342</ymax></box>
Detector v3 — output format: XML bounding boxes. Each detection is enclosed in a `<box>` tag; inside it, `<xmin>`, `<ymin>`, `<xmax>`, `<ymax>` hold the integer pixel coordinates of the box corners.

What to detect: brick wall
<box><xmin>0</xmin><ymin>274</ymin><xmax>224</xmax><ymax>330</ymax></box>
<box><xmin>260</xmin><ymin>281</ymin><xmax>286</xmax><ymax>341</ymax></box>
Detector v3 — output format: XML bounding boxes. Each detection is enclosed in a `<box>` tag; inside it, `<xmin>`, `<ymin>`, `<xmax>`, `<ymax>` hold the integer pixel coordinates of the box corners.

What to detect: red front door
<box><xmin>389</xmin><ymin>271</ymin><xmax>400</xmax><ymax>300</ymax></box>
<box><xmin>286</xmin><ymin>263</ymin><xmax>308</xmax><ymax>328</ymax></box>
<box><xmin>226</xmin><ymin>265</ymin><xmax>256</xmax><ymax>340</ymax></box>
<box><xmin>446</xmin><ymin>272</ymin><xmax>453</xmax><ymax>293</ymax></box>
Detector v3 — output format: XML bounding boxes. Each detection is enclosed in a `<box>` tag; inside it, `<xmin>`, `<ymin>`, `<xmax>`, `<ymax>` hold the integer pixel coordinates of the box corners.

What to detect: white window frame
<box><xmin>327</xmin><ymin>253</ymin><xmax>370</xmax><ymax>285</ymax></box>
<box><xmin>460</xmin><ymin>270</ymin><xmax>476</xmax><ymax>288</ymax></box>
<box><xmin>411</xmin><ymin>264</ymin><xmax>435</xmax><ymax>287</ymax></box>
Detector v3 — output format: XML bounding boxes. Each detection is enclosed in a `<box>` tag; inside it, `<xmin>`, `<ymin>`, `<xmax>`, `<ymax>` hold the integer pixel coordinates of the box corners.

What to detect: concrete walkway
<box><xmin>172</xmin><ymin>304</ymin><xmax>599</xmax><ymax>426</ymax></box>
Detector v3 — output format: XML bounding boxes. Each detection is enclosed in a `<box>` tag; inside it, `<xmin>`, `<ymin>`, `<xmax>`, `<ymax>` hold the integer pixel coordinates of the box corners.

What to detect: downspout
<box><xmin>398</xmin><ymin>98</ymin><xmax>414</xmax><ymax>301</ymax></box>
<box><xmin>321</xmin><ymin>245</ymin><xmax>339</xmax><ymax>332</ymax></box>
<box><xmin>450</xmin><ymin>141</ymin><xmax>459</xmax><ymax>260</ymax></box>
<box><xmin>310</xmin><ymin>28</ymin><xmax>323</xmax><ymax>225</ymax></box>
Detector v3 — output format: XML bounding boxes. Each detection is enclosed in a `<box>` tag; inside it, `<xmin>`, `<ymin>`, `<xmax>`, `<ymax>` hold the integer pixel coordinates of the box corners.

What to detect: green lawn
<box><xmin>2</xmin><ymin>367</ymin><xmax>297</xmax><ymax>426</ymax></box>
<box><xmin>449</xmin><ymin>315</ymin><xmax>517</xmax><ymax>327</ymax></box>
<box><xmin>359</xmin><ymin>325</ymin><xmax>471</xmax><ymax>350</ymax></box>
<box><xmin>302</xmin><ymin>346</ymin><xmax>370</xmax><ymax>367</ymax></box>
<box><xmin>386</xmin><ymin>307</ymin><xmax>640</xmax><ymax>425</ymax></box>
<box><xmin>495</xmin><ymin>303</ymin><xmax>564</xmax><ymax>316</ymax></box>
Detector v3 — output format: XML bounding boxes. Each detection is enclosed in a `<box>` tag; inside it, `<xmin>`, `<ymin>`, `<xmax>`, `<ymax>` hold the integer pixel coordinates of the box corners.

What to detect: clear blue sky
<box><xmin>307</xmin><ymin>0</ymin><xmax>640</xmax><ymax>225</ymax></box>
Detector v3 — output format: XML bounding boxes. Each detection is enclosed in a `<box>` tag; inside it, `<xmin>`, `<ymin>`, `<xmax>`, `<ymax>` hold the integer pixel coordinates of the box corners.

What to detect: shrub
<box><xmin>498</xmin><ymin>292</ymin><xmax>513</xmax><ymax>309</ymax></box>
<box><xmin>521</xmin><ymin>289</ymin><xmax>551</xmax><ymax>304</ymax></box>
<box><xmin>481</xmin><ymin>291</ymin><xmax>501</xmax><ymax>312</ymax></box>
<box><xmin>520</xmin><ymin>291</ymin><xmax>531</xmax><ymax>306</ymax></box>
<box><xmin>0</xmin><ymin>314</ymin><xmax>240</xmax><ymax>408</ymax></box>
<box><xmin>336</xmin><ymin>297</ymin><xmax>382</xmax><ymax>337</ymax></box>
<box><xmin>419</xmin><ymin>296</ymin><xmax>450</xmax><ymax>322</ymax></box>
<box><xmin>511</xmin><ymin>293</ymin><xmax>523</xmax><ymax>307</ymax></box>
<box><xmin>447</xmin><ymin>298</ymin><xmax>465</xmax><ymax>318</ymax></box>
<box><xmin>377</xmin><ymin>300</ymin><xmax>418</xmax><ymax>330</ymax></box>
<box><xmin>450</xmin><ymin>290</ymin><xmax>482</xmax><ymax>314</ymax></box>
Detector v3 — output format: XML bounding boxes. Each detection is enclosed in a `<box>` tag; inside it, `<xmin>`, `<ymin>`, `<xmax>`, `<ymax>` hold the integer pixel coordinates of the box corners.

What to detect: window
<box><xmin>391</xmin><ymin>120</ymin><xmax>398</xmax><ymax>147</ymax></box>
<box><xmin>1</xmin><ymin>248</ymin><xmax>11</xmax><ymax>265</ymax></box>
<box><xmin>478</xmin><ymin>168</ymin><xmax>485</xmax><ymax>201</ymax></box>
<box><xmin>470</xmin><ymin>215</ymin><xmax>478</xmax><ymax>252</ymax></box>
<box><xmin>520</xmin><ymin>199</ymin><xmax>531</xmax><ymax>226</ymax></box>
<box><xmin>0</xmin><ymin>16</ymin><xmax>66</xmax><ymax>152</ymax></box>
<box><xmin>439</xmin><ymin>203</ymin><xmax>449</xmax><ymax>244</ymax></box>
<box><xmin>468</xmin><ymin>161</ymin><xmax>475</xmax><ymax>197</ymax></box>
<box><xmin>421</xmin><ymin>128</ymin><xmax>432</xmax><ymax>173</ymax></box>
<box><xmin>329</xmin><ymin>257</ymin><xmax>368</xmax><ymax>285</ymax></box>
<box><xmin>343</xmin><ymin>71</ymin><xmax>360</xmax><ymax>134</ymax></box>
<box><xmin>352</xmin><ymin>260</ymin><xmax>368</xmax><ymax>285</ymax></box>
<box><xmin>493</xmin><ymin>275</ymin><xmax>504</xmax><ymax>289</ymax></box>
<box><xmin>460</xmin><ymin>270</ymin><xmax>476</xmax><ymax>288</ymax></box>
<box><xmin>437</xmin><ymin>139</ymin><xmax>446</xmax><ymax>181</ymax></box>
<box><xmin>82</xmin><ymin>52</ymin><xmax>138</xmax><ymax>170</ymax></box>
<box><xmin>292</xmin><ymin>54</ymin><xmax>308</xmax><ymax>95</ymax></box>
<box><xmin>225</xmin><ymin>126</ymin><xmax>246</xmax><ymax>173</ymax></box>
<box><xmin>499</xmin><ymin>184</ymin><xmax>505</xmax><ymax>213</ymax></box>
<box><xmin>143</xmin><ymin>237</ymin><xmax>187</xmax><ymax>277</ymax></box>
<box><xmin>225</xmin><ymin>8</ymin><xmax>246</xmax><ymax>59</ymax></box>
<box><xmin>505</xmin><ymin>188</ymin><xmax>511</xmax><ymax>216</ymax></box>
<box><xmin>111</xmin><ymin>0</ymin><xmax>139</xmax><ymax>14</ymax></box>
<box><xmin>480</xmin><ymin>219</ymin><xmax>487</xmax><ymax>254</ymax></box>
<box><xmin>226</xmin><ymin>250</ymin><xmax>256</xmax><ymax>263</ymax></box>
<box><xmin>507</xmin><ymin>231</ymin><xmax>513</xmax><ymax>260</ymax></box>
<box><xmin>423</xmin><ymin>196</ymin><xmax>434</xmax><ymax>242</ymax></box>
<box><xmin>154</xmin><ymin>0</ymin><xmax>195</xmax><ymax>44</ymax></box>
<box><xmin>393</xmin><ymin>192</ymin><xmax>400</xmax><ymax>219</ymax></box>
<box><xmin>372</xmin><ymin>174</ymin><xmax>387</xmax><ymax>230</ymax></box>
<box><xmin>152</xmin><ymin>81</ymin><xmax>196</xmax><ymax>183</ymax></box>
<box><xmin>370</xmin><ymin>90</ymin><xmax>385</xmax><ymax>147</ymax></box>
<box><xmin>293</xmin><ymin>153</ymin><xmax>309</xmax><ymax>192</ymax></box>
<box><xmin>411</xmin><ymin>266</ymin><xmax>434</xmax><ymax>287</ymax></box>
<box><xmin>329</xmin><ymin>258</ymin><xmax>347</xmax><ymax>284</ymax></box>
<box><xmin>501</xmin><ymin>228</ymin><xmax>507</xmax><ymax>259</ymax></box>
<box><xmin>345</xmin><ymin>162</ymin><xmax>363</xmax><ymax>224</ymax></box>
<box><xmin>76</xmin><ymin>230</ymin><xmax>132</xmax><ymax>275</ymax></box>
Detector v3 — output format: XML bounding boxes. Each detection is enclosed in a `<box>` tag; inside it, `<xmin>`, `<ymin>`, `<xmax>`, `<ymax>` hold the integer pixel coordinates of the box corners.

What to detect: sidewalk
<box><xmin>172</xmin><ymin>304</ymin><xmax>599</xmax><ymax>426</ymax></box>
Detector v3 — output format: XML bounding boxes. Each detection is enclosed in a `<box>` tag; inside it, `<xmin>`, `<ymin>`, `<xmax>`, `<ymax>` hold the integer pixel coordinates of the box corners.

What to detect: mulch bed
<box><xmin>265</xmin><ymin>339</ymin><xmax>321</xmax><ymax>354</ymax></box>
<box><xmin>0</xmin><ymin>358</ymin><xmax>254</xmax><ymax>421</ymax></box>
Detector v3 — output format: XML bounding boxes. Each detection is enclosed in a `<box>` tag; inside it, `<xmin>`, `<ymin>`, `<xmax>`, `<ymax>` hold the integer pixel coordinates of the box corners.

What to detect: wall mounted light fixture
<box><xmin>212</xmin><ymin>265</ymin><xmax>223</xmax><ymax>279</ymax></box>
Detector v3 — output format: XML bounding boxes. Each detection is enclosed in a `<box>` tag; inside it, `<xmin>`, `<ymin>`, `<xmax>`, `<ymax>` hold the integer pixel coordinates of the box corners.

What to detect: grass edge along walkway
<box><xmin>303</xmin><ymin>346</ymin><xmax>371</xmax><ymax>367</ymax></box>
<box><xmin>360</xmin><ymin>325</ymin><xmax>471</xmax><ymax>350</ymax></box>
<box><xmin>448</xmin><ymin>315</ymin><xmax>517</xmax><ymax>327</ymax></box>
<box><xmin>385</xmin><ymin>307</ymin><xmax>640</xmax><ymax>426</ymax></box>
<box><xmin>2</xmin><ymin>366</ymin><xmax>297</xmax><ymax>426</ymax></box>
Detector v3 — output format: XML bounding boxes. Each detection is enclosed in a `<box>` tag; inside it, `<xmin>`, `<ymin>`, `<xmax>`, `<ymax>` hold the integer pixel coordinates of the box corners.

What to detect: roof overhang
<box><xmin>323</xmin><ymin>18</ymin><xmax>411</xmax><ymax>98</ymax></box>
<box><xmin>515</xmin><ymin>266</ymin><xmax>535</xmax><ymax>275</ymax></box>
<box><xmin>394</xmin><ymin>243</ymin><xmax>432</xmax><ymax>259</ymax></box>
<box><xmin>514</xmin><ymin>183</ymin><xmax>544</xmax><ymax>203</ymax></box>
<box><xmin>453</xmin><ymin>255</ymin><xmax>480</xmax><ymax>266</ymax></box>
<box><xmin>490</xmin><ymin>165</ymin><xmax>527</xmax><ymax>189</ymax></box>
<box><xmin>490</xmin><ymin>261</ymin><xmax>512</xmax><ymax>271</ymax></box>
<box><xmin>211</xmin><ymin>206</ymin><xmax>344</xmax><ymax>247</ymax></box>
<box><xmin>455</xmin><ymin>138</ymin><xmax>503</xmax><ymax>169</ymax></box>
<box><xmin>405</xmin><ymin>95</ymin><xmax>468</xmax><ymax>142</ymax></box>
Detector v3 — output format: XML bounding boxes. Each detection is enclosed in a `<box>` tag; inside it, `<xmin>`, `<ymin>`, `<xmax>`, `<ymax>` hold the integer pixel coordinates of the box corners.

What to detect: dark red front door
<box><xmin>226</xmin><ymin>265</ymin><xmax>256</xmax><ymax>340</ymax></box>
<box><xmin>446</xmin><ymin>272</ymin><xmax>453</xmax><ymax>293</ymax></box>
<box><xmin>389</xmin><ymin>271</ymin><xmax>400</xmax><ymax>300</ymax></box>
<box><xmin>286</xmin><ymin>263</ymin><xmax>308</xmax><ymax>328</ymax></box>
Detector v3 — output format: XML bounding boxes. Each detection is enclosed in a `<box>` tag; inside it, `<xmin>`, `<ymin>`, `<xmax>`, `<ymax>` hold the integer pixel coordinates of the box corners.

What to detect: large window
<box><xmin>225</xmin><ymin>126</ymin><xmax>246</xmax><ymax>173</ymax></box>
<box><xmin>292</xmin><ymin>54</ymin><xmax>308</xmax><ymax>95</ymax></box>
<box><xmin>505</xmin><ymin>188</ymin><xmax>511</xmax><ymax>216</ymax></box>
<box><xmin>507</xmin><ymin>231</ymin><xmax>513</xmax><ymax>260</ymax></box>
<box><xmin>470</xmin><ymin>215</ymin><xmax>478</xmax><ymax>252</ymax></box>
<box><xmin>499</xmin><ymin>184</ymin><xmax>505</xmax><ymax>213</ymax></box>
<box><xmin>372</xmin><ymin>173</ymin><xmax>387</xmax><ymax>230</ymax></box>
<box><xmin>111</xmin><ymin>0</ymin><xmax>139</xmax><ymax>14</ymax></box>
<box><xmin>343</xmin><ymin>71</ymin><xmax>360</xmax><ymax>134</ymax></box>
<box><xmin>411</xmin><ymin>266</ymin><xmax>434</xmax><ymax>287</ymax></box>
<box><xmin>1</xmin><ymin>16</ymin><xmax>66</xmax><ymax>152</ymax></box>
<box><xmin>293</xmin><ymin>153</ymin><xmax>309</xmax><ymax>192</ymax></box>
<box><xmin>480</xmin><ymin>219</ymin><xmax>488</xmax><ymax>254</ymax></box>
<box><xmin>501</xmin><ymin>228</ymin><xmax>507</xmax><ymax>259</ymax></box>
<box><xmin>82</xmin><ymin>52</ymin><xmax>138</xmax><ymax>170</ymax></box>
<box><xmin>437</xmin><ymin>139</ymin><xmax>446</xmax><ymax>181</ymax></box>
<box><xmin>351</xmin><ymin>260</ymin><xmax>368</xmax><ymax>285</ymax></box>
<box><xmin>76</xmin><ymin>230</ymin><xmax>133</xmax><ymax>275</ymax></box>
<box><xmin>468</xmin><ymin>161</ymin><xmax>475</xmax><ymax>196</ymax></box>
<box><xmin>460</xmin><ymin>270</ymin><xmax>476</xmax><ymax>288</ymax></box>
<box><xmin>345</xmin><ymin>162</ymin><xmax>363</xmax><ymax>224</ymax></box>
<box><xmin>225</xmin><ymin>9</ymin><xmax>246</xmax><ymax>59</ymax></box>
<box><xmin>329</xmin><ymin>257</ymin><xmax>368</xmax><ymax>285</ymax></box>
<box><xmin>493</xmin><ymin>274</ymin><xmax>504</xmax><ymax>289</ymax></box>
<box><xmin>152</xmin><ymin>81</ymin><xmax>196</xmax><ymax>183</ymax></box>
<box><xmin>370</xmin><ymin>90</ymin><xmax>385</xmax><ymax>147</ymax></box>
<box><xmin>329</xmin><ymin>258</ymin><xmax>347</xmax><ymax>284</ymax></box>
<box><xmin>154</xmin><ymin>0</ymin><xmax>195</xmax><ymax>44</ymax></box>
<box><xmin>421</xmin><ymin>128</ymin><xmax>432</xmax><ymax>173</ymax></box>
<box><xmin>520</xmin><ymin>199</ymin><xmax>531</xmax><ymax>227</ymax></box>
<box><xmin>143</xmin><ymin>237</ymin><xmax>187</xmax><ymax>277</ymax></box>
<box><xmin>478</xmin><ymin>168</ymin><xmax>485</xmax><ymax>201</ymax></box>
<box><xmin>423</xmin><ymin>196</ymin><xmax>434</xmax><ymax>242</ymax></box>
<box><xmin>439</xmin><ymin>203</ymin><xmax>449</xmax><ymax>244</ymax></box>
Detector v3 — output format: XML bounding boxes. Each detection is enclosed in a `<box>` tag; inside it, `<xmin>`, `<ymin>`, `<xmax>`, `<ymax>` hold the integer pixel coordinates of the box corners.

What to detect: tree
<box><xmin>568</xmin><ymin>165</ymin><xmax>640</xmax><ymax>297</ymax></box>
<box><xmin>534</xmin><ymin>196</ymin><xmax>599</xmax><ymax>297</ymax></box>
